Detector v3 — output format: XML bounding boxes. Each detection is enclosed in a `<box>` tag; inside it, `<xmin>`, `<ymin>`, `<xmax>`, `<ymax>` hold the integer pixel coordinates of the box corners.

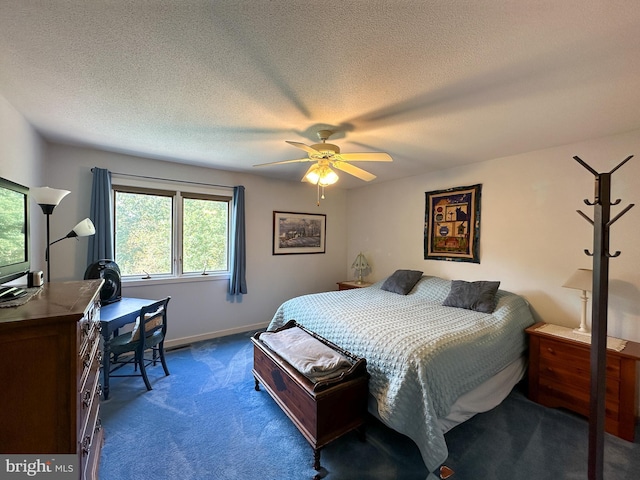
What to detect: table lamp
<box><xmin>351</xmin><ymin>252</ymin><xmax>370</xmax><ymax>285</ymax></box>
<box><xmin>562</xmin><ymin>268</ymin><xmax>593</xmax><ymax>335</ymax></box>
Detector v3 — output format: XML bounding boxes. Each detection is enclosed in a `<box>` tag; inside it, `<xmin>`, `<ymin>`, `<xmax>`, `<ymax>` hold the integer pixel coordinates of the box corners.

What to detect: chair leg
<box><xmin>159</xmin><ymin>342</ymin><xmax>170</xmax><ymax>376</ymax></box>
<box><xmin>138</xmin><ymin>351</ymin><xmax>153</xmax><ymax>391</ymax></box>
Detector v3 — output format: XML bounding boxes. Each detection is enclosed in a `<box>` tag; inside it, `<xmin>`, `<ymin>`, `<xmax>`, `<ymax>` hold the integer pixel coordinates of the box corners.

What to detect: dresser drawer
<box><xmin>79</xmin><ymin>341</ymin><xmax>102</xmax><ymax>427</ymax></box>
<box><xmin>78</xmin><ymin>376</ymin><xmax>102</xmax><ymax>480</ymax></box>
<box><xmin>79</xmin><ymin>327</ymin><xmax>101</xmax><ymax>388</ymax></box>
<box><xmin>537</xmin><ymin>376</ymin><xmax>620</xmax><ymax>420</ymax></box>
<box><xmin>539</xmin><ymin>337</ymin><xmax>621</xmax><ymax>380</ymax></box>
<box><xmin>537</xmin><ymin>337</ymin><xmax>621</xmax><ymax>414</ymax></box>
<box><xmin>78</xmin><ymin>301</ymin><xmax>100</xmax><ymax>356</ymax></box>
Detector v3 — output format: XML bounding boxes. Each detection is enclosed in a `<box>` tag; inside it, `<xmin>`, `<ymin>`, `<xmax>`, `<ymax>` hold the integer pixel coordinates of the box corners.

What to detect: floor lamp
<box><xmin>31</xmin><ymin>187</ymin><xmax>70</xmax><ymax>282</ymax></box>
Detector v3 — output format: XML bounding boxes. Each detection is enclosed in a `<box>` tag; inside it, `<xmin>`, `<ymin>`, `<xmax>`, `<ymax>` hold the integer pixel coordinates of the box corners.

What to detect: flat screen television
<box><xmin>0</xmin><ymin>176</ymin><xmax>30</xmax><ymax>288</ymax></box>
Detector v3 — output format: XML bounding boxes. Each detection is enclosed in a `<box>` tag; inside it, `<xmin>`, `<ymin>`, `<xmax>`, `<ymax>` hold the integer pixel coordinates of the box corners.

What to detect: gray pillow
<box><xmin>442</xmin><ymin>280</ymin><xmax>501</xmax><ymax>313</ymax></box>
<box><xmin>381</xmin><ymin>269</ymin><xmax>423</xmax><ymax>295</ymax></box>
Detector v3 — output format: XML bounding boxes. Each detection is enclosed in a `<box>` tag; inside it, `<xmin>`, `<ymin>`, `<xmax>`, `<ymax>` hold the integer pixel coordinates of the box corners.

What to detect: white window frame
<box><xmin>112</xmin><ymin>175</ymin><xmax>233</xmax><ymax>286</ymax></box>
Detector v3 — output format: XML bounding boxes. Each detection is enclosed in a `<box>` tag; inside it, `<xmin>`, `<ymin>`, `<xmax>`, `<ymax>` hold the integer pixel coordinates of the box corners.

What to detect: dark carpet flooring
<box><xmin>99</xmin><ymin>330</ymin><xmax>640</xmax><ymax>479</ymax></box>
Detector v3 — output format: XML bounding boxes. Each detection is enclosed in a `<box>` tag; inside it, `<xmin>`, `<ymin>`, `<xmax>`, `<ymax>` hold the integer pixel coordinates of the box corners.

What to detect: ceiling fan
<box><xmin>254</xmin><ymin>129</ymin><xmax>392</xmax><ymax>204</ymax></box>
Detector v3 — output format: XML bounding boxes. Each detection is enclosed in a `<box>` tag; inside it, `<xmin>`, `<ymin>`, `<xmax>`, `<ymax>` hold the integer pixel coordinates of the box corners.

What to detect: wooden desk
<box><xmin>100</xmin><ymin>297</ymin><xmax>157</xmax><ymax>399</ymax></box>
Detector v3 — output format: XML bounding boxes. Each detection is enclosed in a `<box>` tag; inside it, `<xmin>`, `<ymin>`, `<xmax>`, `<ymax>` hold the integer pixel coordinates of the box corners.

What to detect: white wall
<box><xmin>0</xmin><ymin>95</ymin><xmax>45</xmax><ymax>275</ymax></box>
<box><xmin>346</xmin><ymin>129</ymin><xmax>640</xmax><ymax>344</ymax></box>
<box><xmin>42</xmin><ymin>144</ymin><xmax>349</xmax><ymax>344</ymax></box>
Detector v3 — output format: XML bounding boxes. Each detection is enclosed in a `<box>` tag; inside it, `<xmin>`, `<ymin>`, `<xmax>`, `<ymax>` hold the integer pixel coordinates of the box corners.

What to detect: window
<box><xmin>113</xmin><ymin>183</ymin><xmax>231</xmax><ymax>279</ymax></box>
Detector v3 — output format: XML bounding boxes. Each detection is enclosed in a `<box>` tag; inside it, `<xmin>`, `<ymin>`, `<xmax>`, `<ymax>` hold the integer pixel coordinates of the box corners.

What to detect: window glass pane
<box><xmin>115</xmin><ymin>191</ymin><xmax>173</xmax><ymax>275</ymax></box>
<box><xmin>183</xmin><ymin>197</ymin><xmax>228</xmax><ymax>273</ymax></box>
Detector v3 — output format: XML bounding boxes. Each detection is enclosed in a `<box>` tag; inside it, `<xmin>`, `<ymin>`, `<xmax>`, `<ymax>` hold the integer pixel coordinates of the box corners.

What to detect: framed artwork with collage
<box><xmin>424</xmin><ymin>184</ymin><xmax>482</xmax><ymax>263</ymax></box>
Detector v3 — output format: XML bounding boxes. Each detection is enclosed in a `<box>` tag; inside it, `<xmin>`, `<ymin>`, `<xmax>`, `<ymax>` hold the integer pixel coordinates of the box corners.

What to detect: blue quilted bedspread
<box><xmin>267</xmin><ymin>276</ymin><xmax>535</xmax><ymax>472</ymax></box>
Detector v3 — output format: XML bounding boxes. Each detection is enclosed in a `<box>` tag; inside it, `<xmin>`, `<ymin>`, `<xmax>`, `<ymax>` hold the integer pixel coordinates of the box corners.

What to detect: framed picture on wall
<box><xmin>273</xmin><ymin>211</ymin><xmax>326</xmax><ymax>255</ymax></box>
<box><xmin>424</xmin><ymin>184</ymin><xmax>481</xmax><ymax>263</ymax></box>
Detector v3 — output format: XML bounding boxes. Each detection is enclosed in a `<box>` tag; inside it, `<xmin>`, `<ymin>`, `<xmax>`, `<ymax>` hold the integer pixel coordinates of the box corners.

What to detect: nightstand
<box><xmin>337</xmin><ymin>281</ymin><xmax>373</xmax><ymax>291</ymax></box>
<box><xmin>526</xmin><ymin>322</ymin><xmax>640</xmax><ymax>441</ymax></box>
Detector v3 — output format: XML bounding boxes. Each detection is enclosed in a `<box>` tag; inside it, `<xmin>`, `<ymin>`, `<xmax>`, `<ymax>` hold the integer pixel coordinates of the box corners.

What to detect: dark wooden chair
<box><xmin>108</xmin><ymin>297</ymin><xmax>171</xmax><ymax>391</ymax></box>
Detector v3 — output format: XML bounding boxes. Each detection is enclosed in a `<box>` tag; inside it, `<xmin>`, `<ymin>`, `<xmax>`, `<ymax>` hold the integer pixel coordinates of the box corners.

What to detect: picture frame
<box><xmin>424</xmin><ymin>184</ymin><xmax>481</xmax><ymax>263</ymax></box>
<box><xmin>273</xmin><ymin>211</ymin><xmax>326</xmax><ymax>255</ymax></box>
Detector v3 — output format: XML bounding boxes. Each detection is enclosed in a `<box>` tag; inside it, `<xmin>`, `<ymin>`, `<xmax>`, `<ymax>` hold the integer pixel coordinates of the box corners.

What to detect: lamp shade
<box><xmin>562</xmin><ymin>268</ymin><xmax>593</xmax><ymax>291</ymax></box>
<box><xmin>351</xmin><ymin>252</ymin><xmax>370</xmax><ymax>270</ymax></box>
<box><xmin>49</xmin><ymin>218</ymin><xmax>96</xmax><ymax>247</ymax></box>
<box><xmin>71</xmin><ymin>218</ymin><xmax>96</xmax><ymax>237</ymax></box>
<box><xmin>31</xmin><ymin>186</ymin><xmax>70</xmax><ymax>206</ymax></box>
<box><xmin>305</xmin><ymin>164</ymin><xmax>339</xmax><ymax>186</ymax></box>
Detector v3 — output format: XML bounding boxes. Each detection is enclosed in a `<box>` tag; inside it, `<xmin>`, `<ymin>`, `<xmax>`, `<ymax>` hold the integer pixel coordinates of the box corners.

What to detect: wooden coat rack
<box><xmin>574</xmin><ymin>155</ymin><xmax>634</xmax><ymax>480</ymax></box>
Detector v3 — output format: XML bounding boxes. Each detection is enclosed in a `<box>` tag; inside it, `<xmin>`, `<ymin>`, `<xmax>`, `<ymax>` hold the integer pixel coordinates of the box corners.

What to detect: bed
<box><xmin>267</xmin><ymin>274</ymin><xmax>536</xmax><ymax>473</ymax></box>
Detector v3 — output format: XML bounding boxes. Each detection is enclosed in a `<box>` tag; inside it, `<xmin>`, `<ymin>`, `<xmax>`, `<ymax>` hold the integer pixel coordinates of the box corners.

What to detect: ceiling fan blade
<box><xmin>253</xmin><ymin>158</ymin><xmax>312</xmax><ymax>167</ymax></box>
<box><xmin>286</xmin><ymin>140</ymin><xmax>320</xmax><ymax>156</ymax></box>
<box><xmin>336</xmin><ymin>152</ymin><xmax>393</xmax><ymax>162</ymax></box>
<box><xmin>332</xmin><ymin>161</ymin><xmax>377</xmax><ymax>181</ymax></box>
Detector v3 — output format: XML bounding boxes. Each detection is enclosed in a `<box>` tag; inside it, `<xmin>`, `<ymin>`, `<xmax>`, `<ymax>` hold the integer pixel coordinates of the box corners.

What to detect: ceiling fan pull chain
<box><xmin>316</xmin><ymin>183</ymin><xmax>321</xmax><ymax>206</ymax></box>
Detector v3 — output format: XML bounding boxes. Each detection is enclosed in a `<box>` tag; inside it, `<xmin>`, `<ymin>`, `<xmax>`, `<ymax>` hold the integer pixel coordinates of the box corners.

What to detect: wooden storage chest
<box><xmin>252</xmin><ymin>321</ymin><xmax>369</xmax><ymax>471</ymax></box>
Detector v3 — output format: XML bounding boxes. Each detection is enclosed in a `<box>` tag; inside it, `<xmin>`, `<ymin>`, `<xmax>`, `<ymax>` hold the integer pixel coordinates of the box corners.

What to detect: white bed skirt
<box><xmin>438</xmin><ymin>356</ymin><xmax>527</xmax><ymax>433</ymax></box>
<box><xmin>367</xmin><ymin>355</ymin><xmax>527</xmax><ymax>436</ymax></box>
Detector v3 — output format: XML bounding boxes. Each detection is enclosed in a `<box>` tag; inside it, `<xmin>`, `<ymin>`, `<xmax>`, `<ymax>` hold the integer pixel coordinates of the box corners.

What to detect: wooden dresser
<box><xmin>526</xmin><ymin>322</ymin><xmax>640</xmax><ymax>441</ymax></box>
<box><xmin>0</xmin><ymin>280</ymin><xmax>104</xmax><ymax>479</ymax></box>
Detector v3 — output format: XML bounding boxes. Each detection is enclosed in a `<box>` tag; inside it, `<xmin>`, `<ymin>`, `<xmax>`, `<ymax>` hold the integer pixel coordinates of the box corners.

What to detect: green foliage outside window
<box><xmin>0</xmin><ymin>189</ymin><xmax>25</xmax><ymax>265</ymax></box>
<box><xmin>182</xmin><ymin>197</ymin><xmax>228</xmax><ymax>273</ymax></box>
<box><xmin>115</xmin><ymin>191</ymin><xmax>172</xmax><ymax>276</ymax></box>
<box><xmin>114</xmin><ymin>189</ymin><xmax>229</xmax><ymax>277</ymax></box>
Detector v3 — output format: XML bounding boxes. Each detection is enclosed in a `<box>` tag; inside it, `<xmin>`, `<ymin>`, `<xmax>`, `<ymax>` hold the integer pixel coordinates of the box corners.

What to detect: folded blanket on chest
<box><xmin>260</xmin><ymin>326</ymin><xmax>352</xmax><ymax>382</ymax></box>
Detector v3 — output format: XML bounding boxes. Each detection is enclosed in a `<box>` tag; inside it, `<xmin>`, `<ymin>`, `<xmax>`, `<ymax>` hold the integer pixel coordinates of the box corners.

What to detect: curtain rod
<box><xmin>91</xmin><ymin>168</ymin><xmax>234</xmax><ymax>189</ymax></box>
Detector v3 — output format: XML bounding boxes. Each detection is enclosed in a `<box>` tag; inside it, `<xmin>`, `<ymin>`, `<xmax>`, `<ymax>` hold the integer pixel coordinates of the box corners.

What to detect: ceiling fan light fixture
<box><xmin>310</xmin><ymin>143</ymin><xmax>340</xmax><ymax>155</ymax></box>
<box><xmin>305</xmin><ymin>164</ymin><xmax>339</xmax><ymax>186</ymax></box>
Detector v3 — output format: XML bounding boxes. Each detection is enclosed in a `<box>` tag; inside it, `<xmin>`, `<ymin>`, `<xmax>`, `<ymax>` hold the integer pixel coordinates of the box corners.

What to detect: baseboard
<box><xmin>164</xmin><ymin>321</ymin><xmax>270</xmax><ymax>350</ymax></box>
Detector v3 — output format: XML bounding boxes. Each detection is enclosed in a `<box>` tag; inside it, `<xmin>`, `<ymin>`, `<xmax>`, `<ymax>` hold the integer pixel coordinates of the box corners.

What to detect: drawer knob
<box><xmin>83</xmin><ymin>353</ymin><xmax>91</xmax><ymax>369</ymax></box>
<box><xmin>81</xmin><ymin>435</ymin><xmax>92</xmax><ymax>455</ymax></box>
<box><xmin>83</xmin><ymin>390</ymin><xmax>92</xmax><ymax>408</ymax></box>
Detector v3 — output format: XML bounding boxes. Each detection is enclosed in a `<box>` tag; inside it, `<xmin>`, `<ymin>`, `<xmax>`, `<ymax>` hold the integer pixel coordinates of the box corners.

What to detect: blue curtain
<box><xmin>229</xmin><ymin>185</ymin><xmax>247</xmax><ymax>295</ymax></box>
<box><xmin>87</xmin><ymin>167</ymin><xmax>114</xmax><ymax>265</ymax></box>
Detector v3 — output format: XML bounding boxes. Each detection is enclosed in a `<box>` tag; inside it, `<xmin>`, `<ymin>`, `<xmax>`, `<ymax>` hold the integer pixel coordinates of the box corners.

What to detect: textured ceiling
<box><xmin>1</xmin><ymin>1</ymin><xmax>640</xmax><ymax>188</ymax></box>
